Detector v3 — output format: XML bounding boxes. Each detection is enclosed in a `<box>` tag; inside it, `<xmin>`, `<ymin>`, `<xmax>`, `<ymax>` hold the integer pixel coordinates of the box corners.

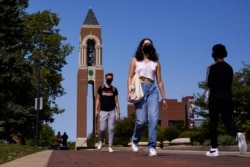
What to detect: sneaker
<box><xmin>108</xmin><ymin>147</ymin><xmax>113</xmax><ymax>153</ymax></box>
<box><xmin>97</xmin><ymin>141</ymin><xmax>102</xmax><ymax>150</ymax></box>
<box><xmin>131</xmin><ymin>141</ymin><xmax>138</xmax><ymax>152</ymax></box>
<box><xmin>237</xmin><ymin>132</ymin><xmax>247</xmax><ymax>155</ymax></box>
<box><xmin>148</xmin><ymin>148</ymin><xmax>157</xmax><ymax>156</ymax></box>
<box><xmin>206</xmin><ymin>148</ymin><xmax>219</xmax><ymax>157</ymax></box>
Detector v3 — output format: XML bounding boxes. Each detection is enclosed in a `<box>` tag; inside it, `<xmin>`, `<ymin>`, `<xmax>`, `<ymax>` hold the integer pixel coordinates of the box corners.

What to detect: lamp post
<box><xmin>35</xmin><ymin>30</ymin><xmax>53</xmax><ymax>147</ymax></box>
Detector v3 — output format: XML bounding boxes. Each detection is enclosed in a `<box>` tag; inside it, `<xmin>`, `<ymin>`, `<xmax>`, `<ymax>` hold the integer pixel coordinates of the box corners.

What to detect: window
<box><xmin>87</xmin><ymin>39</ymin><xmax>95</xmax><ymax>66</ymax></box>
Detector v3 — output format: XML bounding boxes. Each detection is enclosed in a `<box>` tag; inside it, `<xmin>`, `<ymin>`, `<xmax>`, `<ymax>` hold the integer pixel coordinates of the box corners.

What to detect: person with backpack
<box><xmin>95</xmin><ymin>73</ymin><xmax>120</xmax><ymax>153</ymax></box>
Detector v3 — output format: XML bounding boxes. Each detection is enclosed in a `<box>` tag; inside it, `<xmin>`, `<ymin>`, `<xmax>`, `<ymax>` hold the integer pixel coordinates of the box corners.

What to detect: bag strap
<box><xmin>101</xmin><ymin>84</ymin><xmax>115</xmax><ymax>92</ymax></box>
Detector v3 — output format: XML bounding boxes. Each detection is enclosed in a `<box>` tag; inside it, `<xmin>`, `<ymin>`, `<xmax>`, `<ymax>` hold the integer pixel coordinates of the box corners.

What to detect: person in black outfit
<box><xmin>205</xmin><ymin>44</ymin><xmax>247</xmax><ymax>156</ymax></box>
<box><xmin>61</xmin><ymin>132</ymin><xmax>68</xmax><ymax>147</ymax></box>
<box><xmin>95</xmin><ymin>73</ymin><xmax>120</xmax><ymax>153</ymax></box>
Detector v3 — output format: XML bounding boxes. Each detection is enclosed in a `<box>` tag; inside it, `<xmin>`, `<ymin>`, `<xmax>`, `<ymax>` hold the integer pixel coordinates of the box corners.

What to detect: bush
<box><xmin>67</xmin><ymin>142</ymin><xmax>75</xmax><ymax>150</ymax></box>
<box><xmin>179</xmin><ymin>127</ymin><xmax>209</xmax><ymax>145</ymax></box>
<box><xmin>190</xmin><ymin>131</ymin><xmax>206</xmax><ymax>145</ymax></box>
<box><xmin>179</xmin><ymin>130</ymin><xmax>194</xmax><ymax>138</ymax></box>
<box><xmin>87</xmin><ymin>133</ymin><xmax>97</xmax><ymax>148</ymax></box>
<box><xmin>164</xmin><ymin>127</ymin><xmax>179</xmax><ymax>141</ymax></box>
<box><xmin>113</xmin><ymin>115</ymin><xmax>135</xmax><ymax>146</ymax></box>
<box><xmin>218</xmin><ymin>134</ymin><xmax>236</xmax><ymax>146</ymax></box>
<box><xmin>202</xmin><ymin>135</ymin><xmax>237</xmax><ymax>146</ymax></box>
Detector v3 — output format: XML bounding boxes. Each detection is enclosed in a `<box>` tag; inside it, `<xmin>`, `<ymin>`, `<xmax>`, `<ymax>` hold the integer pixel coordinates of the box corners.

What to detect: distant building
<box><xmin>194</xmin><ymin>109</ymin><xmax>208</xmax><ymax>127</ymax></box>
<box><xmin>127</xmin><ymin>96</ymin><xmax>196</xmax><ymax>128</ymax></box>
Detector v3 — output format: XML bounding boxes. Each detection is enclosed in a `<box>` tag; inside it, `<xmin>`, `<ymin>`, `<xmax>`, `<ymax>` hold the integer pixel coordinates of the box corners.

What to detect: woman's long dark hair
<box><xmin>134</xmin><ymin>38</ymin><xmax>159</xmax><ymax>62</ymax></box>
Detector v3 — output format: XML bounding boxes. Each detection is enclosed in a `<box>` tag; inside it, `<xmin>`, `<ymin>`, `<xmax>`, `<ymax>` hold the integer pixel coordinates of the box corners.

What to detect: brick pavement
<box><xmin>1</xmin><ymin>147</ymin><xmax>249</xmax><ymax>167</ymax></box>
<box><xmin>47</xmin><ymin>148</ymin><xmax>250</xmax><ymax>167</ymax></box>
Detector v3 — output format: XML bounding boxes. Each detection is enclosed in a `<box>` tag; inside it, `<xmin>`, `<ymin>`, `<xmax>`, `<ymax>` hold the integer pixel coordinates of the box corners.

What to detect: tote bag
<box><xmin>129</xmin><ymin>72</ymin><xmax>144</xmax><ymax>103</ymax></box>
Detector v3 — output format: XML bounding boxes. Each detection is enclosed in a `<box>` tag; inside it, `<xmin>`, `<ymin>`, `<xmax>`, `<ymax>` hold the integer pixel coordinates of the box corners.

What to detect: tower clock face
<box><xmin>88</xmin><ymin>70</ymin><xmax>94</xmax><ymax>76</ymax></box>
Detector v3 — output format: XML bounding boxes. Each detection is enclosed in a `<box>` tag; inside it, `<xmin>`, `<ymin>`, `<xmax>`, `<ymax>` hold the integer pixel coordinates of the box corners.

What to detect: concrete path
<box><xmin>0</xmin><ymin>150</ymin><xmax>52</xmax><ymax>167</ymax></box>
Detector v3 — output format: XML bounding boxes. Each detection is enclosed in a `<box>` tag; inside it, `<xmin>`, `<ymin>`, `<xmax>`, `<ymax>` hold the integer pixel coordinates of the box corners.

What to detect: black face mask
<box><xmin>106</xmin><ymin>78</ymin><xmax>113</xmax><ymax>85</ymax></box>
<box><xmin>143</xmin><ymin>45</ymin><xmax>153</xmax><ymax>54</ymax></box>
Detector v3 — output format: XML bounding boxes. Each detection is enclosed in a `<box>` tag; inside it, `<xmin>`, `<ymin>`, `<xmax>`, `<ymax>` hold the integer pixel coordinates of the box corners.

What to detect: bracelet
<box><xmin>162</xmin><ymin>98</ymin><xmax>167</xmax><ymax>101</ymax></box>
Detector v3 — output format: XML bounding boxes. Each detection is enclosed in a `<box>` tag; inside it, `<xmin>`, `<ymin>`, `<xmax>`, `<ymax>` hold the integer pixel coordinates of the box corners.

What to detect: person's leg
<box><xmin>132</xmin><ymin>98</ymin><xmax>147</xmax><ymax>143</ymax></box>
<box><xmin>147</xmin><ymin>85</ymin><xmax>159</xmax><ymax>150</ymax></box>
<box><xmin>99</xmin><ymin>111</ymin><xmax>108</xmax><ymax>143</ymax></box>
<box><xmin>220</xmin><ymin>100</ymin><xmax>237</xmax><ymax>136</ymax></box>
<box><xmin>206</xmin><ymin>101</ymin><xmax>220</xmax><ymax>156</ymax></box>
<box><xmin>208</xmin><ymin>101</ymin><xmax>219</xmax><ymax>149</ymax></box>
<box><xmin>220</xmin><ymin>99</ymin><xmax>247</xmax><ymax>154</ymax></box>
<box><xmin>108</xmin><ymin>110</ymin><xmax>116</xmax><ymax>148</ymax></box>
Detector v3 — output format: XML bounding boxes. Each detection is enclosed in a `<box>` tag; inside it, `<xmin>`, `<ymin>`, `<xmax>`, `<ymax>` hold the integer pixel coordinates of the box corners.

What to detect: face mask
<box><xmin>143</xmin><ymin>45</ymin><xmax>153</xmax><ymax>54</ymax></box>
<box><xmin>106</xmin><ymin>78</ymin><xmax>113</xmax><ymax>85</ymax></box>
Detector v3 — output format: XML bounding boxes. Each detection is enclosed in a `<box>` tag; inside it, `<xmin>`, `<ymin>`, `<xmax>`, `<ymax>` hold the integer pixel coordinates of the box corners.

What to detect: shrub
<box><xmin>190</xmin><ymin>131</ymin><xmax>206</xmax><ymax>145</ymax></box>
<box><xmin>164</xmin><ymin>127</ymin><xmax>179</xmax><ymax>141</ymax></box>
<box><xmin>87</xmin><ymin>133</ymin><xmax>96</xmax><ymax>148</ymax></box>
<box><xmin>218</xmin><ymin>134</ymin><xmax>236</xmax><ymax>146</ymax></box>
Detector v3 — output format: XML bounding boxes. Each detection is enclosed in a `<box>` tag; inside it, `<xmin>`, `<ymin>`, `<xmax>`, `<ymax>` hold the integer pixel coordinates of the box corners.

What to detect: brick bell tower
<box><xmin>76</xmin><ymin>8</ymin><xmax>104</xmax><ymax>149</ymax></box>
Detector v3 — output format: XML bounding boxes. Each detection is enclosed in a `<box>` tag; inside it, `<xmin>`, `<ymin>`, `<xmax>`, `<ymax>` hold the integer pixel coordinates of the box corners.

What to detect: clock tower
<box><xmin>76</xmin><ymin>8</ymin><xmax>104</xmax><ymax>149</ymax></box>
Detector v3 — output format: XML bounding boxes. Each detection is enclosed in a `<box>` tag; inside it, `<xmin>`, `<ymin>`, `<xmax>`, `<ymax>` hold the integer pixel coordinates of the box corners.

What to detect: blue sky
<box><xmin>27</xmin><ymin>0</ymin><xmax>250</xmax><ymax>141</ymax></box>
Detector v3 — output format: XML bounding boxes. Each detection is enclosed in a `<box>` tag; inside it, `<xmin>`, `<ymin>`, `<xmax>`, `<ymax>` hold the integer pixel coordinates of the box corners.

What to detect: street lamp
<box><xmin>35</xmin><ymin>30</ymin><xmax>53</xmax><ymax>147</ymax></box>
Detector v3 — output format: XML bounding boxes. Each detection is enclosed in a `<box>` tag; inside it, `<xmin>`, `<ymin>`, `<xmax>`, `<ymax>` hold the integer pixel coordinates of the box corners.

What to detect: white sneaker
<box><xmin>148</xmin><ymin>148</ymin><xmax>157</xmax><ymax>156</ymax></box>
<box><xmin>97</xmin><ymin>141</ymin><xmax>102</xmax><ymax>150</ymax></box>
<box><xmin>237</xmin><ymin>132</ymin><xmax>247</xmax><ymax>155</ymax></box>
<box><xmin>108</xmin><ymin>147</ymin><xmax>113</xmax><ymax>153</ymax></box>
<box><xmin>131</xmin><ymin>141</ymin><xmax>138</xmax><ymax>152</ymax></box>
<box><xmin>206</xmin><ymin>148</ymin><xmax>219</xmax><ymax>157</ymax></box>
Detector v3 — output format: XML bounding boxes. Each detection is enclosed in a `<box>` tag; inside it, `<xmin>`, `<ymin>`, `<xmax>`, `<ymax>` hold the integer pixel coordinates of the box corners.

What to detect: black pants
<box><xmin>208</xmin><ymin>98</ymin><xmax>237</xmax><ymax>148</ymax></box>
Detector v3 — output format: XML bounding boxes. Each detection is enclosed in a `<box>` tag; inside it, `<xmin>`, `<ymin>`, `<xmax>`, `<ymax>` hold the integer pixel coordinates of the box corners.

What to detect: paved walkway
<box><xmin>0</xmin><ymin>150</ymin><xmax>52</xmax><ymax>167</ymax></box>
<box><xmin>1</xmin><ymin>147</ymin><xmax>250</xmax><ymax>167</ymax></box>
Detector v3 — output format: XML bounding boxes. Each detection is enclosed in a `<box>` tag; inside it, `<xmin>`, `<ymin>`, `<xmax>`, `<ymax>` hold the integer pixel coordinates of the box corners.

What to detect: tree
<box><xmin>232</xmin><ymin>62</ymin><xmax>250</xmax><ymax>131</ymax></box>
<box><xmin>0</xmin><ymin>1</ymin><xmax>74</xmax><ymax>144</ymax></box>
<box><xmin>23</xmin><ymin>10</ymin><xmax>74</xmax><ymax>120</ymax></box>
<box><xmin>0</xmin><ymin>0</ymin><xmax>31</xmax><ymax>143</ymax></box>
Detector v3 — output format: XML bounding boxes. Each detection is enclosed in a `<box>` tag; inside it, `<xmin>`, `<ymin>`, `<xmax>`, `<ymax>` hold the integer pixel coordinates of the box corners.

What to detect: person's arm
<box><xmin>155</xmin><ymin>61</ymin><xmax>167</xmax><ymax>110</ymax></box>
<box><xmin>127</xmin><ymin>57</ymin><xmax>136</xmax><ymax>101</ymax></box>
<box><xmin>115</xmin><ymin>95</ymin><xmax>120</xmax><ymax>120</ymax></box>
<box><xmin>95</xmin><ymin>90</ymin><xmax>101</xmax><ymax>118</ymax></box>
<box><xmin>205</xmin><ymin>66</ymin><xmax>211</xmax><ymax>88</ymax></box>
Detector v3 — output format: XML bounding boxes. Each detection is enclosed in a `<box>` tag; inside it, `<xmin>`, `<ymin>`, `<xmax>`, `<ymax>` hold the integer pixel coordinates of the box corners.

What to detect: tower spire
<box><xmin>83</xmin><ymin>8</ymin><xmax>99</xmax><ymax>25</ymax></box>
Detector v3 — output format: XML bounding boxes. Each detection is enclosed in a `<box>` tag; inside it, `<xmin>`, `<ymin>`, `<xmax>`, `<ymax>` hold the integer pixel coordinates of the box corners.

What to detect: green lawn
<box><xmin>0</xmin><ymin>144</ymin><xmax>46</xmax><ymax>165</ymax></box>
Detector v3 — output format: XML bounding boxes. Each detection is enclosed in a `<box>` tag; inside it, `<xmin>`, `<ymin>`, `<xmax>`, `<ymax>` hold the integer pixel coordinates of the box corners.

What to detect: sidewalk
<box><xmin>1</xmin><ymin>147</ymin><xmax>249</xmax><ymax>167</ymax></box>
<box><xmin>0</xmin><ymin>150</ymin><xmax>52</xmax><ymax>167</ymax></box>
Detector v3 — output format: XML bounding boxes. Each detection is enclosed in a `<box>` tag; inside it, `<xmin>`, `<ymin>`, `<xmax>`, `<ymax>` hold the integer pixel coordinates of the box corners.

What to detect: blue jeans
<box><xmin>132</xmin><ymin>81</ymin><xmax>159</xmax><ymax>149</ymax></box>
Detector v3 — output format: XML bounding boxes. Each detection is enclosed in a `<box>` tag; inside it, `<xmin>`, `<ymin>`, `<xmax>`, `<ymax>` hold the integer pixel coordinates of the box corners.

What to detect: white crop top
<box><xmin>135</xmin><ymin>61</ymin><xmax>157</xmax><ymax>80</ymax></box>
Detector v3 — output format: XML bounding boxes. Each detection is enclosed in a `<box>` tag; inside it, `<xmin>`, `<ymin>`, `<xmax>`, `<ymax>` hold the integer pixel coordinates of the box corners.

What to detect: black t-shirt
<box><xmin>98</xmin><ymin>85</ymin><xmax>118</xmax><ymax>111</ymax></box>
<box><xmin>206</xmin><ymin>61</ymin><xmax>233</xmax><ymax>100</ymax></box>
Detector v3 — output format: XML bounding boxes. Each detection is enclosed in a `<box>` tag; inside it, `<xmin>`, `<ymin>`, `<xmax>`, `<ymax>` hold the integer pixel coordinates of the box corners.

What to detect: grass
<box><xmin>0</xmin><ymin>144</ymin><xmax>46</xmax><ymax>165</ymax></box>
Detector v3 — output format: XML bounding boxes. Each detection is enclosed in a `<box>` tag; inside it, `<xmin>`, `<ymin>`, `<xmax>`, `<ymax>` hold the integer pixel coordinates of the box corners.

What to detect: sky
<box><xmin>26</xmin><ymin>0</ymin><xmax>250</xmax><ymax>141</ymax></box>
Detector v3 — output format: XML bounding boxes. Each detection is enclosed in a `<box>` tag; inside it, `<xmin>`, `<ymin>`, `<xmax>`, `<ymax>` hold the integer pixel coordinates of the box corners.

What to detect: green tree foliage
<box><xmin>38</xmin><ymin>123</ymin><xmax>55</xmax><ymax>147</ymax></box>
<box><xmin>232</xmin><ymin>63</ymin><xmax>250</xmax><ymax>131</ymax></box>
<box><xmin>0</xmin><ymin>0</ymin><xmax>32</xmax><ymax>142</ymax></box>
<box><xmin>0</xmin><ymin>0</ymin><xmax>74</xmax><ymax>144</ymax></box>
<box><xmin>23</xmin><ymin>10</ymin><xmax>74</xmax><ymax>117</ymax></box>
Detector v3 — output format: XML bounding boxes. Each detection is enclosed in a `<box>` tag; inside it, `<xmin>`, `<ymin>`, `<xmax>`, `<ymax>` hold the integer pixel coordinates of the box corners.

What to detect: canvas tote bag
<box><xmin>129</xmin><ymin>72</ymin><xmax>144</xmax><ymax>103</ymax></box>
